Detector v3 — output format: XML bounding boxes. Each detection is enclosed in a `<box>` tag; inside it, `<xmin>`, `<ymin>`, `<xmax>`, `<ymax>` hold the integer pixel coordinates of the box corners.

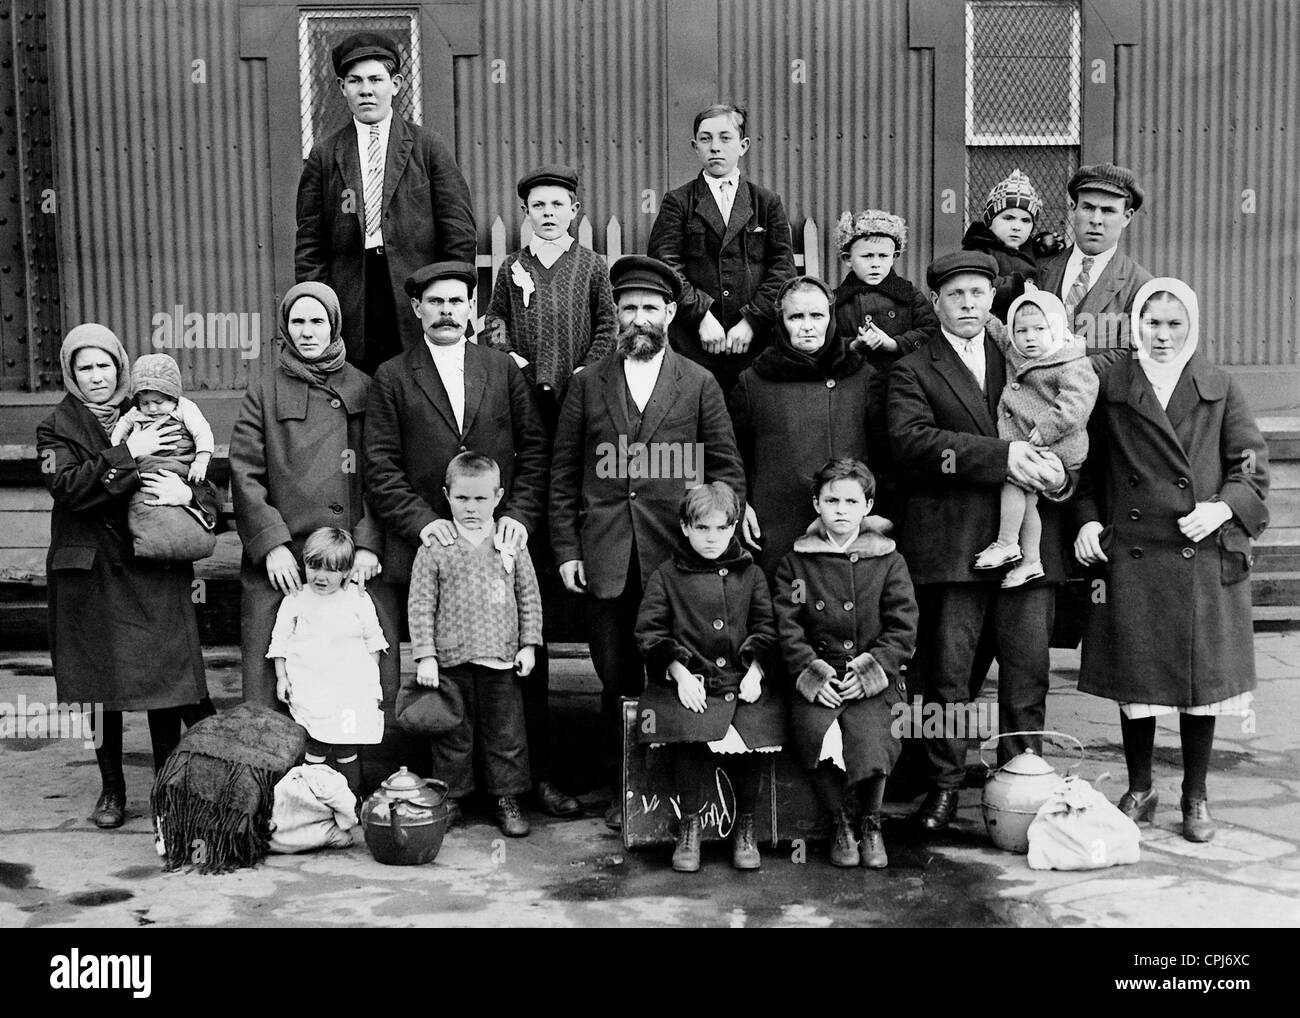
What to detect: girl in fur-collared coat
<box><xmin>973</xmin><ymin>288</ymin><xmax>1099</xmax><ymax>588</ymax></box>
<box><xmin>773</xmin><ymin>460</ymin><xmax>918</xmax><ymax>869</ymax></box>
<box><xmin>635</xmin><ymin>482</ymin><xmax>784</xmax><ymax>874</ymax></box>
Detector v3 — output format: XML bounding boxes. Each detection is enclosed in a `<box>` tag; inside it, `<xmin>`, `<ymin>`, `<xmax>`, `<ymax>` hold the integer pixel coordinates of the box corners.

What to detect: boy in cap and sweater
<box><xmin>961</xmin><ymin>168</ymin><xmax>1049</xmax><ymax>319</ymax></box>
<box><xmin>485</xmin><ymin>165</ymin><xmax>617</xmax><ymax>435</ymax></box>
<box><xmin>111</xmin><ymin>353</ymin><xmax>215</xmax><ymax>482</ymax></box>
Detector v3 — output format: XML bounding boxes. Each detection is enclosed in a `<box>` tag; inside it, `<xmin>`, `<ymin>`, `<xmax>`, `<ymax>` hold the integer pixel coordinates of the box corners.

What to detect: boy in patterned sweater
<box><xmin>407</xmin><ymin>452</ymin><xmax>544</xmax><ymax>837</ymax></box>
<box><xmin>485</xmin><ymin>164</ymin><xmax>617</xmax><ymax>434</ymax></box>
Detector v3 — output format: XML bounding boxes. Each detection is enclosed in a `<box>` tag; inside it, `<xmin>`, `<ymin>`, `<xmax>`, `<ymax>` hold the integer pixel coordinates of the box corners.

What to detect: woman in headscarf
<box><xmin>37</xmin><ymin>324</ymin><xmax>219</xmax><ymax>828</ymax></box>
<box><xmin>1073</xmin><ymin>278</ymin><xmax>1269</xmax><ymax>842</ymax></box>
<box><xmin>728</xmin><ymin>275</ymin><xmax>881</xmax><ymax>577</ymax></box>
<box><xmin>230</xmin><ymin>282</ymin><xmax>394</xmax><ymax>720</ymax></box>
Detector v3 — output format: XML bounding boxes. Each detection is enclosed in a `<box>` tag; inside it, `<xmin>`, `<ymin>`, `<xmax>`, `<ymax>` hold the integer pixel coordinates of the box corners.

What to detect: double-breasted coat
<box><xmin>294</xmin><ymin>115</ymin><xmax>477</xmax><ymax>363</ymax></box>
<box><xmin>772</xmin><ymin>524</ymin><xmax>918</xmax><ymax>782</ymax></box>
<box><xmin>634</xmin><ymin>541</ymin><xmax>785</xmax><ymax>747</ymax></box>
<box><xmin>364</xmin><ymin>339</ymin><xmax>549</xmax><ymax>584</ymax></box>
<box><xmin>229</xmin><ymin>359</ymin><xmax>392</xmax><ymax>706</ymax></box>
<box><xmin>1074</xmin><ymin>353</ymin><xmax>1269</xmax><ymax>705</ymax></box>
<box><xmin>1037</xmin><ymin>248</ymin><xmax>1152</xmax><ymax>352</ymax></box>
<box><xmin>647</xmin><ymin>174</ymin><xmax>796</xmax><ymax>374</ymax></box>
<box><xmin>38</xmin><ymin>396</ymin><xmax>215</xmax><ymax>711</ymax></box>
<box><xmin>549</xmin><ymin>348</ymin><xmax>747</xmax><ymax>600</ymax></box>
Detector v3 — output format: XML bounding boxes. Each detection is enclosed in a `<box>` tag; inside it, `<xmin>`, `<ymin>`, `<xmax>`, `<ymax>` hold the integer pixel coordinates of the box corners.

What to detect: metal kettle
<box><xmin>360</xmin><ymin>766</ymin><xmax>452</xmax><ymax>865</ymax></box>
<box><xmin>980</xmin><ymin>731</ymin><xmax>1083</xmax><ymax>853</ymax></box>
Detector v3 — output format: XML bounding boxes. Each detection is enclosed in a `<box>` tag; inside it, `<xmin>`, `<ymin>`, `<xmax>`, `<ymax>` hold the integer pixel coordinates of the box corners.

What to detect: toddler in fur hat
<box><xmin>110</xmin><ymin>353</ymin><xmax>215</xmax><ymax>482</ymax></box>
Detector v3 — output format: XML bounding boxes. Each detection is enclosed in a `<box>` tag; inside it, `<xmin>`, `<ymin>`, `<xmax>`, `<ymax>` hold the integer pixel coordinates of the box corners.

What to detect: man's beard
<box><xmin>617</xmin><ymin>321</ymin><xmax>667</xmax><ymax>361</ymax></box>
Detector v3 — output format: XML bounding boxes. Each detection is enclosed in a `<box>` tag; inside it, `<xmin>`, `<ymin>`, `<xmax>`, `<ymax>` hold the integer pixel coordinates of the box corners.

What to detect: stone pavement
<box><xmin>1</xmin><ymin>631</ymin><xmax>1298</xmax><ymax>928</ymax></box>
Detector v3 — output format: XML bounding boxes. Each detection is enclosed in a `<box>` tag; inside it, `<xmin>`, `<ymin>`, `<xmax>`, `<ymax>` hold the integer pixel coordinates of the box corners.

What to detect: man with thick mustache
<box><xmin>364</xmin><ymin>261</ymin><xmax>549</xmax><ymax>783</ymax></box>
<box><xmin>550</xmin><ymin>256</ymin><xmax>746</xmax><ymax>827</ymax></box>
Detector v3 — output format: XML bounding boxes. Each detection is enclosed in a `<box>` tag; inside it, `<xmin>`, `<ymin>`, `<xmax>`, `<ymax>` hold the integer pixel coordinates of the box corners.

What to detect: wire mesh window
<box><xmin>964</xmin><ymin>0</ymin><xmax>1080</xmax><ymax>230</ymax></box>
<box><xmin>299</xmin><ymin>9</ymin><xmax>422</xmax><ymax>159</ymax></box>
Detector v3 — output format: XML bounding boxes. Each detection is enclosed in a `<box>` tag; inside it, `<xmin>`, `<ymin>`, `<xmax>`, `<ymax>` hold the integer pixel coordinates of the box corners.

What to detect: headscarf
<box><xmin>751</xmin><ymin>275</ymin><xmax>862</xmax><ymax>382</ymax></box>
<box><xmin>278</xmin><ymin>281</ymin><xmax>347</xmax><ymax>386</ymax></box>
<box><xmin>1130</xmin><ymin>277</ymin><xmax>1200</xmax><ymax>410</ymax></box>
<box><xmin>59</xmin><ymin>324</ymin><xmax>131</xmax><ymax>435</ymax></box>
<box><xmin>1004</xmin><ymin>285</ymin><xmax>1071</xmax><ymax>360</ymax></box>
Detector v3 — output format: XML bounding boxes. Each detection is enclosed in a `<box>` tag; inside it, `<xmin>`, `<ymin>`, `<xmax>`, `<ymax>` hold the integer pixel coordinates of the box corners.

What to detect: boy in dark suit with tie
<box><xmin>648</xmin><ymin>103</ymin><xmax>795</xmax><ymax>395</ymax></box>
<box><xmin>295</xmin><ymin>33</ymin><xmax>476</xmax><ymax>375</ymax></box>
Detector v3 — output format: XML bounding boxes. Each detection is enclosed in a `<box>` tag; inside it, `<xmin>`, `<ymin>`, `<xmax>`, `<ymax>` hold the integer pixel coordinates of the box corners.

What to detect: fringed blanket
<box><xmin>151</xmin><ymin>704</ymin><xmax>306</xmax><ymax>874</ymax></box>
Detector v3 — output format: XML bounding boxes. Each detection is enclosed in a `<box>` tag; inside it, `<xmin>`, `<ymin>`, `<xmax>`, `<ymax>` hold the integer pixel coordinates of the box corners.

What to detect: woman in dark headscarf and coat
<box><xmin>38</xmin><ymin>325</ymin><xmax>219</xmax><ymax>828</ymax></box>
<box><xmin>728</xmin><ymin>275</ymin><xmax>881</xmax><ymax>576</ymax></box>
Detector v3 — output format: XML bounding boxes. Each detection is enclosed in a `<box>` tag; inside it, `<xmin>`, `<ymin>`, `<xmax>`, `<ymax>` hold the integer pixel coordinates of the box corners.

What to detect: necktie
<box><xmin>717</xmin><ymin>180</ymin><xmax>733</xmax><ymax>223</ymax></box>
<box><xmin>1064</xmin><ymin>255</ymin><xmax>1095</xmax><ymax>319</ymax></box>
<box><xmin>364</xmin><ymin>124</ymin><xmax>383</xmax><ymax>236</ymax></box>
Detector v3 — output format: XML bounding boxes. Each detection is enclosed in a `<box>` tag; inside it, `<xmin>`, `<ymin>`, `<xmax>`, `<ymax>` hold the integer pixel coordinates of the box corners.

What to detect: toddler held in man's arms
<box><xmin>110</xmin><ymin>353</ymin><xmax>214</xmax><ymax>482</ymax></box>
<box><xmin>267</xmin><ymin>527</ymin><xmax>389</xmax><ymax>803</ymax></box>
<box><xmin>973</xmin><ymin>287</ymin><xmax>1099</xmax><ymax>588</ymax></box>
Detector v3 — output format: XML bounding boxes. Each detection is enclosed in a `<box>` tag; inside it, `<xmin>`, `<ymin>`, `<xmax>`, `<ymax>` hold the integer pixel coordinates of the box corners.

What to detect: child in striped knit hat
<box><xmin>961</xmin><ymin>168</ymin><xmax>1049</xmax><ymax>319</ymax></box>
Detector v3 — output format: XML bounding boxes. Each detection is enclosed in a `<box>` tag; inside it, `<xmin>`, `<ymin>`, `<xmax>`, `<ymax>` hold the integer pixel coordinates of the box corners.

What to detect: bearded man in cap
<box><xmin>1038</xmin><ymin>163</ymin><xmax>1152</xmax><ymax>353</ymax></box>
<box><xmin>296</xmin><ymin>33</ymin><xmax>476</xmax><ymax>375</ymax></box>
<box><xmin>887</xmin><ymin>251</ymin><xmax>1078</xmax><ymax>833</ymax></box>
<box><xmin>550</xmin><ymin>255</ymin><xmax>746</xmax><ymax>827</ymax></box>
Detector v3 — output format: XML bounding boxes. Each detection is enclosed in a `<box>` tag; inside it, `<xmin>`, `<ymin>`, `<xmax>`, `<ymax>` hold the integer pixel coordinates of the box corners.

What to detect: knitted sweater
<box><xmin>484</xmin><ymin>244</ymin><xmax>617</xmax><ymax>397</ymax></box>
<box><xmin>407</xmin><ymin>534</ymin><xmax>544</xmax><ymax>667</ymax></box>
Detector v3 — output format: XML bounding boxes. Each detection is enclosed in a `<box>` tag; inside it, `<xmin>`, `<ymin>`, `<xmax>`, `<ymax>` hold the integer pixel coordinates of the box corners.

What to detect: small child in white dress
<box><xmin>267</xmin><ymin>527</ymin><xmax>388</xmax><ymax>803</ymax></box>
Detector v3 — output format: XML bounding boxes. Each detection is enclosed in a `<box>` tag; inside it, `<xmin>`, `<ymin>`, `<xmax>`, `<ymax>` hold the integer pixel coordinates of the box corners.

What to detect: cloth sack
<box><xmin>151</xmin><ymin>704</ymin><xmax>307</xmax><ymax>874</ymax></box>
<box><xmin>268</xmin><ymin>764</ymin><xmax>359</xmax><ymax>853</ymax></box>
<box><xmin>1026</xmin><ymin>775</ymin><xmax>1141</xmax><ymax>870</ymax></box>
<box><xmin>129</xmin><ymin>491</ymin><xmax>217</xmax><ymax>561</ymax></box>
<box><xmin>394</xmin><ymin>670</ymin><xmax>466</xmax><ymax>736</ymax></box>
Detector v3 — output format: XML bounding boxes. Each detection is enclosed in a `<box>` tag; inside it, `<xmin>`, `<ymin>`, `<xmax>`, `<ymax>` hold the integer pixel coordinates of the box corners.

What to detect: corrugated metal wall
<box><xmin>719</xmin><ymin>0</ymin><xmax>933</xmax><ymax>287</ymax></box>
<box><xmin>50</xmin><ymin>0</ymin><xmax>275</xmax><ymax>391</ymax></box>
<box><xmin>455</xmin><ymin>0</ymin><xmax>668</xmax><ymax>259</ymax></box>
<box><xmin>1117</xmin><ymin>0</ymin><xmax>1299</xmax><ymax>366</ymax></box>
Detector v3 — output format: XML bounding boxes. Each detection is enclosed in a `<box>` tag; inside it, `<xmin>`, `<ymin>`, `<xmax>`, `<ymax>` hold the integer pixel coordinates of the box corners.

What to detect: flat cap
<box><xmin>517</xmin><ymin>164</ymin><xmax>580</xmax><ymax>200</ymax></box>
<box><xmin>332</xmin><ymin>32</ymin><xmax>400</xmax><ymax>77</ymax></box>
<box><xmin>926</xmin><ymin>250</ymin><xmax>999</xmax><ymax>292</ymax></box>
<box><xmin>1067</xmin><ymin>163</ymin><xmax>1144</xmax><ymax>212</ymax></box>
<box><xmin>404</xmin><ymin>260</ymin><xmax>478</xmax><ymax>298</ymax></box>
<box><xmin>610</xmin><ymin>255</ymin><xmax>682</xmax><ymax>301</ymax></box>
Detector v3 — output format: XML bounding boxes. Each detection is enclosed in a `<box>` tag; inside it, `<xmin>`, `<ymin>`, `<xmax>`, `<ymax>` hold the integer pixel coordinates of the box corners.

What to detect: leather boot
<box><xmin>91</xmin><ymin>784</ymin><xmax>126</xmax><ymax>829</ymax></box>
<box><xmin>1117</xmin><ymin>787</ymin><xmax>1159</xmax><ymax>823</ymax></box>
<box><xmin>731</xmin><ymin>813</ymin><xmax>760</xmax><ymax>870</ymax></box>
<box><xmin>1181</xmin><ymin>796</ymin><xmax>1215</xmax><ymax>843</ymax></box>
<box><xmin>672</xmin><ymin>814</ymin><xmax>702</xmax><ymax>872</ymax></box>
<box><xmin>830</xmin><ymin>808</ymin><xmax>858</xmax><ymax>867</ymax></box>
<box><xmin>859</xmin><ymin>812</ymin><xmax>888</xmax><ymax>868</ymax></box>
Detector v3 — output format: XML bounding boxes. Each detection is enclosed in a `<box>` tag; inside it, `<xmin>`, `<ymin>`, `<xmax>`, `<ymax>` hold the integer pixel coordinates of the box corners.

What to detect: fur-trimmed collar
<box><xmin>791</xmin><ymin>518</ymin><xmax>896</xmax><ymax>557</ymax></box>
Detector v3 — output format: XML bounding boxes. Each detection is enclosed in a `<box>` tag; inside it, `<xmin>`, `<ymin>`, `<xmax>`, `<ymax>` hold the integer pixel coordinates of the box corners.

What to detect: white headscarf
<box><xmin>1005</xmin><ymin>284</ymin><xmax>1072</xmax><ymax>360</ymax></box>
<box><xmin>1130</xmin><ymin>277</ymin><xmax>1200</xmax><ymax>410</ymax></box>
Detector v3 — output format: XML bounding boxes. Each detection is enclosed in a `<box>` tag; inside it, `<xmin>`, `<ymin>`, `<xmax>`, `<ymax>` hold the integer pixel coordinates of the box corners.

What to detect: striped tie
<box><xmin>1064</xmin><ymin>255</ymin><xmax>1095</xmax><ymax>319</ymax></box>
<box><xmin>364</xmin><ymin>124</ymin><xmax>383</xmax><ymax>236</ymax></box>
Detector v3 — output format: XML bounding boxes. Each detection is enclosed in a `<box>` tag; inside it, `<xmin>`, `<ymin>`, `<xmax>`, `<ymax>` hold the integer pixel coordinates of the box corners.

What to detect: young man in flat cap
<box><xmin>550</xmin><ymin>255</ymin><xmax>746</xmax><ymax>827</ymax></box>
<box><xmin>364</xmin><ymin>261</ymin><xmax>549</xmax><ymax>825</ymax></box>
<box><xmin>296</xmin><ymin>33</ymin><xmax>476</xmax><ymax>375</ymax></box>
<box><xmin>1037</xmin><ymin>163</ymin><xmax>1153</xmax><ymax>353</ymax></box>
<box><xmin>887</xmin><ymin>252</ymin><xmax>1076</xmax><ymax>832</ymax></box>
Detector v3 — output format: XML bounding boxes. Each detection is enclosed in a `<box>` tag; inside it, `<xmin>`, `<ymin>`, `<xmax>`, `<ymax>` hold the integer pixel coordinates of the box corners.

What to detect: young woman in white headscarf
<box><xmin>1072</xmin><ymin>278</ymin><xmax>1269</xmax><ymax>842</ymax></box>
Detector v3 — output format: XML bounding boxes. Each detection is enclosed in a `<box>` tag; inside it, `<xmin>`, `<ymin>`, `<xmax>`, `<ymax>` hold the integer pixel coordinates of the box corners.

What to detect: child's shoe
<box><xmin>731</xmin><ymin>813</ymin><xmax>760</xmax><ymax>870</ymax></box>
<box><xmin>672</xmin><ymin>814</ymin><xmax>703</xmax><ymax>872</ymax></box>
<box><xmin>1001</xmin><ymin>559</ymin><xmax>1045</xmax><ymax>589</ymax></box>
<box><xmin>495</xmin><ymin>795</ymin><xmax>530</xmax><ymax>837</ymax></box>
<box><xmin>859</xmin><ymin>813</ymin><xmax>888</xmax><ymax>868</ymax></box>
<box><xmin>972</xmin><ymin>541</ymin><xmax>1022</xmax><ymax>570</ymax></box>
<box><xmin>830</xmin><ymin>808</ymin><xmax>859</xmax><ymax>867</ymax></box>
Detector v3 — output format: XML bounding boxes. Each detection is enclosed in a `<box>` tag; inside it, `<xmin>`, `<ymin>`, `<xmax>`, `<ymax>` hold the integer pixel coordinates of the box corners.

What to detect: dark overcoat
<box><xmin>37</xmin><ymin>396</ymin><xmax>215</xmax><ymax>711</ymax></box>
<box><xmin>772</xmin><ymin>524</ymin><xmax>918</xmax><ymax>782</ymax></box>
<box><xmin>1074</xmin><ymin>354</ymin><xmax>1269</xmax><ymax>705</ymax></box>
<box><xmin>960</xmin><ymin>221</ymin><xmax>1040</xmax><ymax>319</ymax></box>
<box><xmin>647</xmin><ymin>174</ymin><xmax>795</xmax><ymax>373</ymax></box>
<box><xmin>549</xmin><ymin>348</ymin><xmax>746</xmax><ymax>600</ymax></box>
<box><xmin>728</xmin><ymin>360</ymin><xmax>875</xmax><ymax>575</ymax></box>
<box><xmin>229</xmin><ymin>359</ymin><xmax>393</xmax><ymax>706</ymax></box>
<box><xmin>635</xmin><ymin>542</ymin><xmax>785</xmax><ymax>747</ymax></box>
<box><xmin>364</xmin><ymin>339</ymin><xmax>549</xmax><ymax>584</ymax></box>
<box><xmin>294</xmin><ymin>115</ymin><xmax>477</xmax><ymax>363</ymax></box>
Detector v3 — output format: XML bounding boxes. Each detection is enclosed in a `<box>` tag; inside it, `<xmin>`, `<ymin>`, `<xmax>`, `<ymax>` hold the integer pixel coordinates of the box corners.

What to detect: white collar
<box><xmin>940</xmin><ymin>325</ymin><xmax>987</xmax><ymax>351</ymax></box>
<box><xmin>622</xmin><ymin>347</ymin><xmax>666</xmax><ymax>374</ymax></box>
<box><xmin>353</xmin><ymin>111</ymin><xmax>393</xmax><ymax>142</ymax></box>
<box><xmin>703</xmin><ymin>169</ymin><xmax>741</xmax><ymax>194</ymax></box>
<box><xmin>1065</xmin><ymin>242</ymin><xmax>1118</xmax><ymax>283</ymax></box>
<box><xmin>423</xmin><ymin>335</ymin><xmax>467</xmax><ymax>363</ymax></box>
<box><xmin>527</xmin><ymin>233</ymin><xmax>575</xmax><ymax>257</ymax></box>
